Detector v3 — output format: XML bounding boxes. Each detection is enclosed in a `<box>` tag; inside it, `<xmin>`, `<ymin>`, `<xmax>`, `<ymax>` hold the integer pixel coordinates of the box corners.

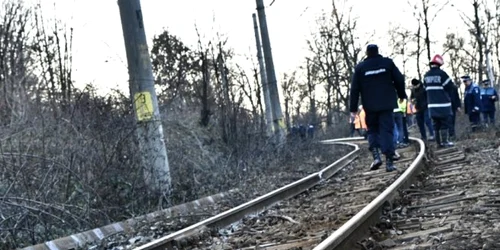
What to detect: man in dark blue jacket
<box><xmin>423</xmin><ymin>54</ymin><xmax>455</xmax><ymax>148</ymax></box>
<box><xmin>462</xmin><ymin>75</ymin><xmax>482</xmax><ymax>131</ymax></box>
<box><xmin>410</xmin><ymin>79</ymin><xmax>435</xmax><ymax>141</ymax></box>
<box><xmin>350</xmin><ymin>44</ymin><xmax>406</xmax><ymax>172</ymax></box>
<box><xmin>480</xmin><ymin>79</ymin><xmax>498</xmax><ymax>125</ymax></box>
<box><xmin>449</xmin><ymin>83</ymin><xmax>461</xmax><ymax>139</ymax></box>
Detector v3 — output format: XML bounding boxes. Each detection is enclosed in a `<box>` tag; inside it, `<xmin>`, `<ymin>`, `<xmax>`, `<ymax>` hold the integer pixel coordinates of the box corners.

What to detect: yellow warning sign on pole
<box><xmin>278</xmin><ymin>119</ymin><xmax>286</xmax><ymax>129</ymax></box>
<box><xmin>134</xmin><ymin>91</ymin><xmax>154</xmax><ymax>121</ymax></box>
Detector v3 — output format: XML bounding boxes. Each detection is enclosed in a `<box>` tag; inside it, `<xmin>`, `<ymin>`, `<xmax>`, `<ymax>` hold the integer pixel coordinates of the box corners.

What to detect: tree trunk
<box><xmin>200</xmin><ymin>54</ymin><xmax>211</xmax><ymax>127</ymax></box>
<box><xmin>416</xmin><ymin>23</ymin><xmax>422</xmax><ymax>79</ymax></box>
<box><xmin>422</xmin><ymin>0</ymin><xmax>431</xmax><ymax>62</ymax></box>
<box><xmin>473</xmin><ymin>0</ymin><xmax>484</xmax><ymax>83</ymax></box>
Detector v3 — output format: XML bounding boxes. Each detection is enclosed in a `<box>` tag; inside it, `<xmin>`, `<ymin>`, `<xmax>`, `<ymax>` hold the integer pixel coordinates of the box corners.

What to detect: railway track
<box><xmin>20</xmin><ymin>140</ymin><xmax>355</xmax><ymax>250</ymax></box>
<box><xmin>20</xmin><ymin>133</ymin><xmax>500</xmax><ymax>250</ymax></box>
<box><xmin>20</xmin><ymin>190</ymin><xmax>246</xmax><ymax>250</ymax></box>
<box><xmin>355</xmin><ymin>136</ymin><xmax>500</xmax><ymax>250</ymax></box>
<box><xmin>133</xmin><ymin>137</ymin><xmax>426</xmax><ymax>250</ymax></box>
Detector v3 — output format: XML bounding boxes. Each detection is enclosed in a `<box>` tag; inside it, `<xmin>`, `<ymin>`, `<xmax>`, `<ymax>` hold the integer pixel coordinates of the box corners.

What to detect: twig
<box><xmin>267</xmin><ymin>214</ymin><xmax>300</xmax><ymax>224</ymax></box>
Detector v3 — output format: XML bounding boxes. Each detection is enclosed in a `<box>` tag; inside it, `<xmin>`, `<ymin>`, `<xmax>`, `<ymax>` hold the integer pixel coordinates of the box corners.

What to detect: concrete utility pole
<box><xmin>117</xmin><ymin>0</ymin><xmax>171</xmax><ymax>204</ymax></box>
<box><xmin>255</xmin><ymin>0</ymin><xmax>286</xmax><ymax>142</ymax></box>
<box><xmin>252</xmin><ymin>13</ymin><xmax>273</xmax><ymax>137</ymax></box>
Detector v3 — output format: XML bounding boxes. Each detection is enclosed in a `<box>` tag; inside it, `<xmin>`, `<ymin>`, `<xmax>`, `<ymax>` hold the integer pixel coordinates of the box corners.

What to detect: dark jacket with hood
<box><xmin>410</xmin><ymin>82</ymin><xmax>428</xmax><ymax>112</ymax></box>
<box><xmin>450</xmin><ymin>83</ymin><xmax>461</xmax><ymax>112</ymax></box>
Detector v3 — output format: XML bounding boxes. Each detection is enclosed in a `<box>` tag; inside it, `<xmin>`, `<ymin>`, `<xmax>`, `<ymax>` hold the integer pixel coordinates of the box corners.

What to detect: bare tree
<box><xmin>281</xmin><ymin>72</ymin><xmax>297</xmax><ymax>130</ymax></box>
<box><xmin>195</xmin><ymin>26</ymin><xmax>213</xmax><ymax>127</ymax></box>
<box><xmin>408</xmin><ymin>0</ymin><xmax>449</xmax><ymax>72</ymax></box>
<box><xmin>388</xmin><ymin>25</ymin><xmax>412</xmax><ymax>77</ymax></box>
<box><xmin>459</xmin><ymin>0</ymin><xmax>497</xmax><ymax>83</ymax></box>
<box><xmin>33</xmin><ymin>2</ymin><xmax>73</xmax><ymax>109</ymax></box>
<box><xmin>443</xmin><ymin>33</ymin><xmax>468</xmax><ymax>97</ymax></box>
<box><xmin>304</xmin><ymin>58</ymin><xmax>317</xmax><ymax>125</ymax></box>
<box><xmin>306</xmin><ymin>2</ymin><xmax>362</xmax><ymax>126</ymax></box>
<box><xmin>0</xmin><ymin>1</ymin><xmax>34</xmax><ymax>124</ymax></box>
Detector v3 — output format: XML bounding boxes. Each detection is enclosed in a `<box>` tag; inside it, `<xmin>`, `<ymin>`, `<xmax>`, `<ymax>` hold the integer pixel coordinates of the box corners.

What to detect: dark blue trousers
<box><xmin>482</xmin><ymin>111</ymin><xmax>495</xmax><ymax>124</ymax></box>
<box><xmin>416</xmin><ymin>110</ymin><xmax>434</xmax><ymax>140</ymax></box>
<box><xmin>402</xmin><ymin>116</ymin><xmax>409</xmax><ymax>143</ymax></box>
<box><xmin>365</xmin><ymin>110</ymin><xmax>395</xmax><ymax>157</ymax></box>
<box><xmin>393</xmin><ymin>112</ymin><xmax>404</xmax><ymax>143</ymax></box>
<box><xmin>469</xmin><ymin>112</ymin><xmax>481</xmax><ymax>124</ymax></box>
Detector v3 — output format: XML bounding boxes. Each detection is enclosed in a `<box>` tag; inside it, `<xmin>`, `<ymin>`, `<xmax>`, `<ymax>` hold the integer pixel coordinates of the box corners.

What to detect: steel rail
<box><xmin>21</xmin><ymin>189</ymin><xmax>239</xmax><ymax>250</ymax></box>
<box><xmin>134</xmin><ymin>139</ymin><xmax>362</xmax><ymax>250</ymax></box>
<box><xmin>314</xmin><ymin>137</ymin><xmax>426</xmax><ymax>250</ymax></box>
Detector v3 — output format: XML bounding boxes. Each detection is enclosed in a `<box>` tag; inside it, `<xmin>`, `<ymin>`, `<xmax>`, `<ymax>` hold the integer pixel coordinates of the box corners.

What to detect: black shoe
<box><xmin>370</xmin><ymin>158</ymin><xmax>382</xmax><ymax>170</ymax></box>
<box><xmin>392</xmin><ymin>151</ymin><xmax>401</xmax><ymax>161</ymax></box>
<box><xmin>370</xmin><ymin>148</ymin><xmax>382</xmax><ymax>171</ymax></box>
<box><xmin>386</xmin><ymin>157</ymin><xmax>397</xmax><ymax>172</ymax></box>
<box><xmin>439</xmin><ymin>130</ymin><xmax>454</xmax><ymax>148</ymax></box>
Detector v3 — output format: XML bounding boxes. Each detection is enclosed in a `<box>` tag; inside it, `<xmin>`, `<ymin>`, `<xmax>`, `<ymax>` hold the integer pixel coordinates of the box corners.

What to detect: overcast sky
<box><xmin>28</xmin><ymin>0</ymin><xmax>472</xmax><ymax>95</ymax></box>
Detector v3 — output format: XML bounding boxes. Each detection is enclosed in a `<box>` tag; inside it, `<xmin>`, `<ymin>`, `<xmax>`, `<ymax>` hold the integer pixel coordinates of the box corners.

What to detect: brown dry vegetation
<box><xmin>0</xmin><ymin>92</ymin><xmax>348</xmax><ymax>249</ymax></box>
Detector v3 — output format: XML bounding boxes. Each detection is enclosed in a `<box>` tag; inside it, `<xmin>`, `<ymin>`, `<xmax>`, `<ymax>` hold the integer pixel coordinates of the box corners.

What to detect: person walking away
<box><xmin>353</xmin><ymin>105</ymin><xmax>368</xmax><ymax>137</ymax></box>
<box><xmin>410</xmin><ymin>78</ymin><xmax>435</xmax><ymax>141</ymax></box>
<box><xmin>480</xmin><ymin>79</ymin><xmax>498</xmax><ymax>126</ymax></box>
<box><xmin>393</xmin><ymin>100</ymin><xmax>405</xmax><ymax>147</ymax></box>
<box><xmin>392</xmin><ymin>119</ymin><xmax>402</xmax><ymax>160</ymax></box>
<box><xmin>359</xmin><ymin>106</ymin><xmax>369</xmax><ymax>139</ymax></box>
<box><xmin>399</xmin><ymin>98</ymin><xmax>410</xmax><ymax>145</ymax></box>
<box><xmin>449</xmin><ymin>82</ymin><xmax>461</xmax><ymax>140</ymax></box>
<box><xmin>349</xmin><ymin>114</ymin><xmax>356</xmax><ymax>137</ymax></box>
<box><xmin>307</xmin><ymin>124</ymin><xmax>315</xmax><ymax>138</ymax></box>
<box><xmin>462</xmin><ymin>75</ymin><xmax>482</xmax><ymax>132</ymax></box>
<box><xmin>406</xmin><ymin>100</ymin><xmax>416</xmax><ymax>127</ymax></box>
<box><xmin>298</xmin><ymin>124</ymin><xmax>307</xmax><ymax>139</ymax></box>
<box><xmin>423</xmin><ymin>54</ymin><xmax>455</xmax><ymax>148</ymax></box>
<box><xmin>350</xmin><ymin>44</ymin><xmax>406</xmax><ymax>172</ymax></box>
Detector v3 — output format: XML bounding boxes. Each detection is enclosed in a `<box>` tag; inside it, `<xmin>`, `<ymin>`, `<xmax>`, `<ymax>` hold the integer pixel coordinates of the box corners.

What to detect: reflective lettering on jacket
<box><xmin>423</xmin><ymin>67</ymin><xmax>454</xmax><ymax>118</ymax></box>
<box><xmin>349</xmin><ymin>54</ymin><xmax>407</xmax><ymax>113</ymax></box>
<box><xmin>365</xmin><ymin>68</ymin><xmax>386</xmax><ymax>76</ymax></box>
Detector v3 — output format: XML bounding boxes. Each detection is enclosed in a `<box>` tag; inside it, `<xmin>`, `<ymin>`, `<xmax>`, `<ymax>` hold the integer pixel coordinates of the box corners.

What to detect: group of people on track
<box><xmin>349</xmin><ymin>44</ymin><xmax>498</xmax><ymax>172</ymax></box>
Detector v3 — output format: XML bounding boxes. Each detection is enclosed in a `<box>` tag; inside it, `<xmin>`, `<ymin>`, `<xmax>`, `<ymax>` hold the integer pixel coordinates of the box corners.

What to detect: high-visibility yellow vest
<box><xmin>398</xmin><ymin>99</ymin><xmax>407</xmax><ymax>113</ymax></box>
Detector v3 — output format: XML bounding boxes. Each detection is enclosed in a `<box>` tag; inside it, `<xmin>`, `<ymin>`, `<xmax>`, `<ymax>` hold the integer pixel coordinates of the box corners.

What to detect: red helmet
<box><xmin>430</xmin><ymin>54</ymin><xmax>444</xmax><ymax>66</ymax></box>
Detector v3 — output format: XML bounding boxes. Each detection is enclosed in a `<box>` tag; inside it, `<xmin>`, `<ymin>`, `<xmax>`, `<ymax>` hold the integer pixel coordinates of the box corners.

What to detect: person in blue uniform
<box><xmin>393</xmin><ymin>100</ymin><xmax>405</xmax><ymax>147</ymax></box>
<box><xmin>410</xmin><ymin>79</ymin><xmax>435</xmax><ymax>141</ymax></box>
<box><xmin>462</xmin><ymin>75</ymin><xmax>482</xmax><ymax>131</ymax></box>
<box><xmin>423</xmin><ymin>54</ymin><xmax>455</xmax><ymax>148</ymax></box>
<box><xmin>480</xmin><ymin>79</ymin><xmax>498</xmax><ymax>125</ymax></box>
<box><xmin>350</xmin><ymin>44</ymin><xmax>406</xmax><ymax>172</ymax></box>
<box><xmin>449</xmin><ymin>83</ymin><xmax>461</xmax><ymax>139</ymax></box>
